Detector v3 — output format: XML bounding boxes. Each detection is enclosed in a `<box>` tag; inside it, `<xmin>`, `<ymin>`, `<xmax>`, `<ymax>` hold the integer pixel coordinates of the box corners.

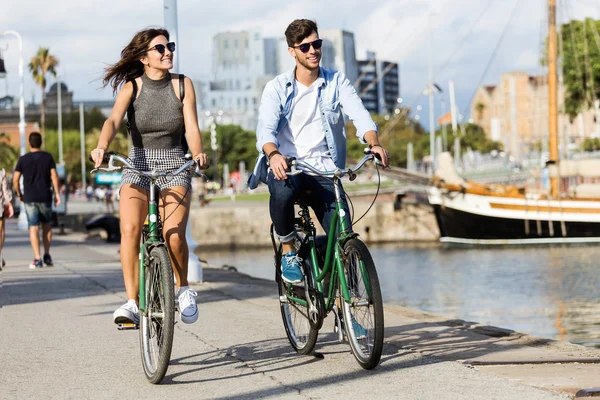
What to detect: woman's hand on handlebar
<box><xmin>193</xmin><ymin>152</ymin><xmax>210</xmax><ymax>169</ymax></box>
<box><xmin>90</xmin><ymin>148</ymin><xmax>106</xmax><ymax>168</ymax></box>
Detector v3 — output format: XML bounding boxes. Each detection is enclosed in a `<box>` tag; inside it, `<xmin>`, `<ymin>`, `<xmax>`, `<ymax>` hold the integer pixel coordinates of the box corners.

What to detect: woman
<box><xmin>91</xmin><ymin>27</ymin><xmax>209</xmax><ymax>325</ymax></box>
<box><xmin>0</xmin><ymin>168</ymin><xmax>14</xmax><ymax>269</ymax></box>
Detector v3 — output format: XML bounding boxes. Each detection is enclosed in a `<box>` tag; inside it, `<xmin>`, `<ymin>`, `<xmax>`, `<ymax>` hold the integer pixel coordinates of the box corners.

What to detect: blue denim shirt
<box><xmin>248</xmin><ymin>67</ymin><xmax>377</xmax><ymax>189</ymax></box>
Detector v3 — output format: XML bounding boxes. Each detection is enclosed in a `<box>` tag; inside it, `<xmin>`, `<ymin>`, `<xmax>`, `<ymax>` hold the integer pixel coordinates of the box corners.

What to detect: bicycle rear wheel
<box><xmin>139</xmin><ymin>246</ymin><xmax>175</xmax><ymax>383</ymax></box>
<box><xmin>341</xmin><ymin>238</ymin><xmax>384</xmax><ymax>369</ymax></box>
<box><xmin>278</xmin><ymin>247</ymin><xmax>319</xmax><ymax>355</ymax></box>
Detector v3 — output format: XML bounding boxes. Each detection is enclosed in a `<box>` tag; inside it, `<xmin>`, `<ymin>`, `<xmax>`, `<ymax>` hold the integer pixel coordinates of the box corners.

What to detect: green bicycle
<box><xmin>272</xmin><ymin>150</ymin><xmax>384</xmax><ymax>369</ymax></box>
<box><xmin>92</xmin><ymin>151</ymin><xmax>201</xmax><ymax>383</ymax></box>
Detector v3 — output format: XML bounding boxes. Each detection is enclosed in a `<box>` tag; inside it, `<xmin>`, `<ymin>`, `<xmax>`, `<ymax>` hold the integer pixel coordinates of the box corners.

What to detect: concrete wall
<box><xmin>190</xmin><ymin>200</ymin><xmax>439</xmax><ymax>251</ymax></box>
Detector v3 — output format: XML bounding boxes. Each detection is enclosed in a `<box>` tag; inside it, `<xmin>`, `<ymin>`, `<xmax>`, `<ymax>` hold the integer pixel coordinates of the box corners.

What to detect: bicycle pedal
<box><xmin>117</xmin><ymin>323</ymin><xmax>139</xmax><ymax>330</ymax></box>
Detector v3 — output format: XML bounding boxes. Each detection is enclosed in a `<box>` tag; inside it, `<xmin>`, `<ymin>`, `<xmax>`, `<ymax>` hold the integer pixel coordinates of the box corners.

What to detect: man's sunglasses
<box><xmin>148</xmin><ymin>42</ymin><xmax>176</xmax><ymax>54</ymax></box>
<box><xmin>293</xmin><ymin>39</ymin><xmax>323</xmax><ymax>53</ymax></box>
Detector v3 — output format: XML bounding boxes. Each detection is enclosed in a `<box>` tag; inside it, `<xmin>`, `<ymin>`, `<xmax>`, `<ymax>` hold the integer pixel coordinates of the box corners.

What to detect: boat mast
<box><xmin>548</xmin><ymin>0</ymin><xmax>559</xmax><ymax>197</ymax></box>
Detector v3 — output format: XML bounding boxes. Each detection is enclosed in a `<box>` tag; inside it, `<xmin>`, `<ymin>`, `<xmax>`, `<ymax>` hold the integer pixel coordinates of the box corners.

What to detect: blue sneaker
<box><xmin>281</xmin><ymin>251</ymin><xmax>304</xmax><ymax>284</ymax></box>
<box><xmin>338</xmin><ymin>311</ymin><xmax>367</xmax><ymax>340</ymax></box>
<box><xmin>350</xmin><ymin>315</ymin><xmax>367</xmax><ymax>339</ymax></box>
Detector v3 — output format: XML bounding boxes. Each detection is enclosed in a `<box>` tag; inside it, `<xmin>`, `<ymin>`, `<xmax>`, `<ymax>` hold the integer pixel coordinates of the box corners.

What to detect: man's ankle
<box><xmin>281</xmin><ymin>241</ymin><xmax>294</xmax><ymax>255</ymax></box>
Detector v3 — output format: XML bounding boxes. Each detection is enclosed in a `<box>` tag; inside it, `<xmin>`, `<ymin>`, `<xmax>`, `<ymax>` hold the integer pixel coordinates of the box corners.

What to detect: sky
<box><xmin>1</xmin><ymin>0</ymin><xmax>599</xmax><ymax>129</ymax></box>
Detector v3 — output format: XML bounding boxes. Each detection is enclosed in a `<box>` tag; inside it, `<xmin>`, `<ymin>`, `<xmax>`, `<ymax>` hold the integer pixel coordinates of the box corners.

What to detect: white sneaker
<box><xmin>113</xmin><ymin>300</ymin><xmax>139</xmax><ymax>325</ymax></box>
<box><xmin>178</xmin><ymin>288</ymin><xmax>198</xmax><ymax>324</ymax></box>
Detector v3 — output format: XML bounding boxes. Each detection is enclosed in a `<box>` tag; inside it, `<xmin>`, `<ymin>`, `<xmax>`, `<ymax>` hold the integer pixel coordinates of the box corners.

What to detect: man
<box><xmin>249</xmin><ymin>19</ymin><xmax>389</xmax><ymax>284</ymax></box>
<box><xmin>13</xmin><ymin>132</ymin><xmax>61</xmax><ymax>269</ymax></box>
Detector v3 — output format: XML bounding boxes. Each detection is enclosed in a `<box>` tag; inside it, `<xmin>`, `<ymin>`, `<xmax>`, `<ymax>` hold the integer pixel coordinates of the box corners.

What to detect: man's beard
<box><xmin>297</xmin><ymin>53</ymin><xmax>320</xmax><ymax>71</ymax></box>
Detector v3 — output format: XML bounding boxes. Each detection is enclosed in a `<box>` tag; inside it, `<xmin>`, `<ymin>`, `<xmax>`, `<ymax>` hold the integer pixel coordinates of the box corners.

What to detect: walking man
<box><xmin>13</xmin><ymin>132</ymin><xmax>61</xmax><ymax>269</ymax></box>
<box><xmin>249</xmin><ymin>19</ymin><xmax>389</xmax><ymax>283</ymax></box>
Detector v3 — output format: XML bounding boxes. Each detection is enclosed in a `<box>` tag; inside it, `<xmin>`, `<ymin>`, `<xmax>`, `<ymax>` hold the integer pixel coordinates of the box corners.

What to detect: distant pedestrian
<box><xmin>86</xmin><ymin>184</ymin><xmax>94</xmax><ymax>202</ymax></box>
<box><xmin>0</xmin><ymin>168</ymin><xmax>14</xmax><ymax>270</ymax></box>
<box><xmin>13</xmin><ymin>132</ymin><xmax>61</xmax><ymax>269</ymax></box>
<box><xmin>104</xmin><ymin>186</ymin><xmax>115</xmax><ymax>213</ymax></box>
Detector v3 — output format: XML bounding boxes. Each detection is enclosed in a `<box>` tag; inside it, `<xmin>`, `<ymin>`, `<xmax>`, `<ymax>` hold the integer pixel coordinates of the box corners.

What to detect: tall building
<box><xmin>356</xmin><ymin>52</ymin><xmax>400</xmax><ymax>115</ymax></box>
<box><xmin>471</xmin><ymin>72</ymin><xmax>598</xmax><ymax>154</ymax></box>
<box><xmin>205</xmin><ymin>29</ymin><xmax>274</xmax><ymax>130</ymax></box>
<box><xmin>319</xmin><ymin>29</ymin><xmax>358</xmax><ymax>85</ymax></box>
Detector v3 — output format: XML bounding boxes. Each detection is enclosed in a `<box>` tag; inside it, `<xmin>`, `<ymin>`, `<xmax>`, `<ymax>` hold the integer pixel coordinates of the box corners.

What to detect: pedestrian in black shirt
<box><xmin>13</xmin><ymin>132</ymin><xmax>61</xmax><ymax>269</ymax></box>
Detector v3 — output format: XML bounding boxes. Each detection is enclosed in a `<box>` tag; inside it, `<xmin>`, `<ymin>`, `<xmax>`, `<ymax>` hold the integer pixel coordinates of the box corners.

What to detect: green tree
<box><xmin>345</xmin><ymin>110</ymin><xmax>428</xmax><ymax>168</ymax></box>
<box><xmin>28</xmin><ymin>47</ymin><xmax>58</xmax><ymax>135</ymax></box>
<box><xmin>45</xmin><ymin>107</ymin><xmax>111</xmax><ymax>132</ymax></box>
<box><xmin>560</xmin><ymin>18</ymin><xmax>600</xmax><ymax>119</ymax></box>
<box><xmin>459</xmin><ymin>123</ymin><xmax>503</xmax><ymax>153</ymax></box>
<box><xmin>202</xmin><ymin>124</ymin><xmax>257</xmax><ymax>182</ymax></box>
<box><xmin>0</xmin><ymin>133</ymin><xmax>19</xmax><ymax>172</ymax></box>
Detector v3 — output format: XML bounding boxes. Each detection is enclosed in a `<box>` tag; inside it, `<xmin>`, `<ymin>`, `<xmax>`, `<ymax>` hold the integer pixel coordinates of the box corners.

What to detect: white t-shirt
<box><xmin>278</xmin><ymin>80</ymin><xmax>336</xmax><ymax>172</ymax></box>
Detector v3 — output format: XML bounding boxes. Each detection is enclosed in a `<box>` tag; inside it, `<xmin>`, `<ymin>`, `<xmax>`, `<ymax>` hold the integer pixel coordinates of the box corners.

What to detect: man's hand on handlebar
<box><xmin>369</xmin><ymin>145</ymin><xmax>390</xmax><ymax>168</ymax></box>
<box><xmin>270</xmin><ymin>153</ymin><xmax>289</xmax><ymax>180</ymax></box>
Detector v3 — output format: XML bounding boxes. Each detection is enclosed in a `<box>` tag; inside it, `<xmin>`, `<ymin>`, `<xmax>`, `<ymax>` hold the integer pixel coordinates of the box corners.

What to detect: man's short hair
<box><xmin>285</xmin><ymin>19</ymin><xmax>318</xmax><ymax>47</ymax></box>
<box><xmin>29</xmin><ymin>132</ymin><xmax>42</xmax><ymax>149</ymax></box>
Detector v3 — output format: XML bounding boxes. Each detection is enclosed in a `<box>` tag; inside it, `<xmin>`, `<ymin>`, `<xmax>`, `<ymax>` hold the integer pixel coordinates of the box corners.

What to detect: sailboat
<box><xmin>427</xmin><ymin>0</ymin><xmax>600</xmax><ymax>245</ymax></box>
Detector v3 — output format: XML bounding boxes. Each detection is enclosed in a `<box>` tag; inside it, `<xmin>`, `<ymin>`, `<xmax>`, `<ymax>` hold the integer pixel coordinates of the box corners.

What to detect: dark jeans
<box><xmin>267</xmin><ymin>171</ymin><xmax>350</xmax><ymax>242</ymax></box>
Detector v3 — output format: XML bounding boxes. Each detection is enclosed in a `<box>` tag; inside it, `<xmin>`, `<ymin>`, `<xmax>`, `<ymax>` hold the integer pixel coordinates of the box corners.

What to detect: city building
<box><xmin>471</xmin><ymin>72</ymin><xmax>598</xmax><ymax>155</ymax></box>
<box><xmin>45</xmin><ymin>82</ymin><xmax>74</xmax><ymax>113</ymax></box>
<box><xmin>356</xmin><ymin>52</ymin><xmax>400</xmax><ymax>115</ymax></box>
<box><xmin>319</xmin><ymin>29</ymin><xmax>358</xmax><ymax>85</ymax></box>
<box><xmin>204</xmin><ymin>28</ymin><xmax>275</xmax><ymax>130</ymax></box>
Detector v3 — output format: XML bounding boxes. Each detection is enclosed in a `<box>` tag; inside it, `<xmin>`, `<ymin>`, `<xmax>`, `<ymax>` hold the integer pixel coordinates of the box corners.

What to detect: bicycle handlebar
<box><xmin>90</xmin><ymin>151</ymin><xmax>202</xmax><ymax>179</ymax></box>
<box><xmin>287</xmin><ymin>148</ymin><xmax>383</xmax><ymax>181</ymax></box>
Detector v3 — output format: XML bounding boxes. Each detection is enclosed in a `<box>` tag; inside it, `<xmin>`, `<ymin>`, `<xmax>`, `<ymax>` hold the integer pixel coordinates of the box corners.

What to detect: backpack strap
<box><xmin>178</xmin><ymin>74</ymin><xmax>189</xmax><ymax>154</ymax></box>
<box><xmin>125</xmin><ymin>79</ymin><xmax>138</xmax><ymax>134</ymax></box>
<box><xmin>179</xmin><ymin>74</ymin><xmax>185</xmax><ymax>103</ymax></box>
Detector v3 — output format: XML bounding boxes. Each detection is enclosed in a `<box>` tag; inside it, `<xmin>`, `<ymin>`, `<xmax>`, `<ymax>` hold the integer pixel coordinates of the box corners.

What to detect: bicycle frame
<box><xmin>138</xmin><ymin>180</ymin><xmax>163</xmax><ymax>313</ymax></box>
<box><xmin>91</xmin><ymin>151</ymin><xmax>198</xmax><ymax>314</ymax></box>
<box><xmin>284</xmin><ymin>153</ymin><xmax>378</xmax><ymax>312</ymax></box>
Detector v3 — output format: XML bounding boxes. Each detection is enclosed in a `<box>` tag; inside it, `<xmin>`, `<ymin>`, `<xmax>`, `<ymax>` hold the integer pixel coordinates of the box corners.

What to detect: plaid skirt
<box><xmin>120</xmin><ymin>146</ymin><xmax>191</xmax><ymax>192</ymax></box>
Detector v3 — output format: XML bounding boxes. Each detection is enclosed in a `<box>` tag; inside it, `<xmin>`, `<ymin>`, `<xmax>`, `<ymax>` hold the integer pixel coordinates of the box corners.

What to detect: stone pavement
<box><xmin>1</xmin><ymin>218</ymin><xmax>599</xmax><ymax>399</ymax></box>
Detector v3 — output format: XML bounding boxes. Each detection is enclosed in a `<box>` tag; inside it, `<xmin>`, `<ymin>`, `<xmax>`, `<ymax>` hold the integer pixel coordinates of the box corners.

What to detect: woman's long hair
<box><xmin>102</xmin><ymin>27</ymin><xmax>170</xmax><ymax>95</ymax></box>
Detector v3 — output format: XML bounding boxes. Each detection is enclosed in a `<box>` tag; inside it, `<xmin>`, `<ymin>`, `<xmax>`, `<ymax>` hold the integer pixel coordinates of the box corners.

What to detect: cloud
<box><xmin>1</xmin><ymin>0</ymin><xmax>599</xmax><ymax>128</ymax></box>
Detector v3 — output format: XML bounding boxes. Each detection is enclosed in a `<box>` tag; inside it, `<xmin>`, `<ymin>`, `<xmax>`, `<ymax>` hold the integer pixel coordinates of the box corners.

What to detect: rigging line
<box><xmin>464</xmin><ymin>0</ymin><xmax>521</xmax><ymax>116</ymax></box>
<box><xmin>355</xmin><ymin>0</ymin><xmax>457</xmax><ymax>98</ymax></box>
<box><xmin>356</xmin><ymin>20</ymin><xmax>428</xmax><ymax>97</ymax></box>
<box><xmin>353</xmin><ymin>4</ymin><xmax>429</xmax><ymax>89</ymax></box>
<box><xmin>431</xmin><ymin>0</ymin><xmax>498</xmax><ymax>82</ymax></box>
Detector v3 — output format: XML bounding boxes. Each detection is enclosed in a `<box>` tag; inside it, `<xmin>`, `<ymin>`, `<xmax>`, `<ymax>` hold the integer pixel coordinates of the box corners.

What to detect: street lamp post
<box><xmin>57</xmin><ymin>72</ymin><xmax>63</xmax><ymax>164</ymax></box>
<box><xmin>163</xmin><ymin>0</ymin><xmax>204</xmax><ymax>282</ymax></box>
<box><xmin>3</xmin><ymin>30</ymin><xmax>28</xmax><ymax>230</ymax></box>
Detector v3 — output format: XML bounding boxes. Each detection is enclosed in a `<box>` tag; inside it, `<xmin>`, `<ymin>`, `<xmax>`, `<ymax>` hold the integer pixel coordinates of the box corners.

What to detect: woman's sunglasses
<box><xmin>293</xmin><ymin>39</ymin><xmax>323</xmax><ymax>53</ymax></box>
<box><xmin>148</xmin><ymin>42</ymin><xmax>176</xmax><ymax>54</ymax></box>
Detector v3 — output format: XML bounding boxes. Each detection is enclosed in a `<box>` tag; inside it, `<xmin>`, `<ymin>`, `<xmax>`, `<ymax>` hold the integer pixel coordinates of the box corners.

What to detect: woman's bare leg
<box><xmin>119</xmin><ymin>184</ymin><xmax>148</xmax><ymax>301</ymax></box>
<box><xmin>159</xmin><ymin>186</ymin><xmax>190</xmax><ymax>289</ymax></box>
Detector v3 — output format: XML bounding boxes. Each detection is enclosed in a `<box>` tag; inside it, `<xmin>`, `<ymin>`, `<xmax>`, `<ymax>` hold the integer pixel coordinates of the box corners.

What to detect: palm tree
<box><xmin>28</xmin><ymin>47</ymin><xmax>58</xmax><ymax>138</ymax></box>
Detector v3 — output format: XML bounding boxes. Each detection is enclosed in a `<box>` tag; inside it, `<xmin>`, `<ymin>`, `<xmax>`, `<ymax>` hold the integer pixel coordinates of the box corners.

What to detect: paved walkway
<box><xmin>2</xmin><ymin>219</ymin><xmax>599</xmax><ymax>399</ymax></box>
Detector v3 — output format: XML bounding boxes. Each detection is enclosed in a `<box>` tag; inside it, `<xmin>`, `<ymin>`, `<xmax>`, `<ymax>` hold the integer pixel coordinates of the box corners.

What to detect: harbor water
<box><xmin>200</xmin><ymin>243</ymin><xmax>600</xmax><ymax>348</ymax></box>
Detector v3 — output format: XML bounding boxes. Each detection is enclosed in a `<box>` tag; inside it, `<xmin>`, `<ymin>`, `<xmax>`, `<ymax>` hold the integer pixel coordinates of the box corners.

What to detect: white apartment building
<box><xmin>204</xmin><ymin>28</ymin><xmax>276</xmax><ymax>130</ymax></box>
<box><xmin>201</xmin><ymin>28</ymin><xmax>360</xmax><ymax>131</ymax></box>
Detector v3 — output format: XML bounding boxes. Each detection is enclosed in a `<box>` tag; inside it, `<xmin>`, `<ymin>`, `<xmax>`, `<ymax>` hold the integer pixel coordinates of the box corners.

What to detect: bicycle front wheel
<box><xmin>341</xmin><ymin>238</ymin><xmax>384</xmax><ymax>369</ymax></box>
<box><xmin>278</xmin><ymin>251</ymin><xmax>319</xmax><ymax>355</ymax></box>
<box><xmin>139</xmin><ymin>246</ymin><xmax>175</xmax><ymax>383</ymax></box>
